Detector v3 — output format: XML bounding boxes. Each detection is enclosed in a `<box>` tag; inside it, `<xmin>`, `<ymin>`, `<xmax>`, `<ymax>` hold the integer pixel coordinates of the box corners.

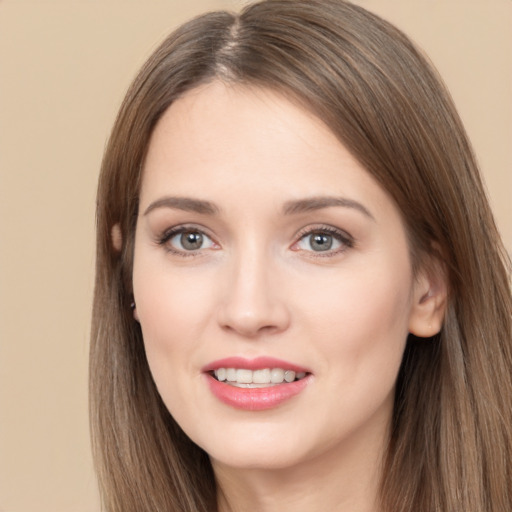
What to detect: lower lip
<box><xmin>205</xmin><ymin>374</ymin><xmax>311</xmax><ymax>411</ymax></box>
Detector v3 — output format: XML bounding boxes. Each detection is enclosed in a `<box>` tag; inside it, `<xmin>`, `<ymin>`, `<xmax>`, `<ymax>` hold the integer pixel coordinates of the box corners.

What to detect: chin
<box><xmin>185</xmin><ymin>424</ymin><xmax>288</xmax><ymax>468</ymax></box>
<box><xmin>194</xmin><ymin>422</ymin><xmax>325</xmax><ymax>472</ymax></box>
<box><xmin>209</xmin><ymin>446</ymin><xmax>305</xmax><ymax>472</ymax></box>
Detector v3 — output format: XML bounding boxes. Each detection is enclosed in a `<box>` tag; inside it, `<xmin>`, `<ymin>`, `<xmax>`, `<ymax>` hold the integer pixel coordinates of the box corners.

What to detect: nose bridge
<box><xmin>217</xmin><ymin>237</ymin><xmax>289</xmax><ymax>337</ymax></box>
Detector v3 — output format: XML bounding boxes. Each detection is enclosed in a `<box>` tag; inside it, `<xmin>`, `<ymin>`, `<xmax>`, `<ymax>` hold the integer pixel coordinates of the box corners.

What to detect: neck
<box><xmin>213</xmin><ymin>420</ymin><xmax>388</xmax><ymax>512</ymax></box>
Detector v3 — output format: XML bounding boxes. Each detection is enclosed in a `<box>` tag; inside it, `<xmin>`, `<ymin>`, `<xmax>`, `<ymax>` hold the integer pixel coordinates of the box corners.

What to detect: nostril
<box><xmin>216</xmin><ymin>269</ymin><xmax>291</xmax><ymax>337</ymax></box>
<box><xmin>220</xmin><ymin>321</ymin><xmax>284</xmax><ymax>338</ymax></box>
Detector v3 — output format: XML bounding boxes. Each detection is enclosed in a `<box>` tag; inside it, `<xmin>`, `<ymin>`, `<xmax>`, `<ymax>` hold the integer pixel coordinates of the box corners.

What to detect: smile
<box><xmin>213</xmin><ymin>368</ymin><xmax>308</xmax><ymax>387</ymax></box>
<box><xmin>203</xmin><ymin>357</ymin><xmax>312</xmax><ymax>411</ymax></box>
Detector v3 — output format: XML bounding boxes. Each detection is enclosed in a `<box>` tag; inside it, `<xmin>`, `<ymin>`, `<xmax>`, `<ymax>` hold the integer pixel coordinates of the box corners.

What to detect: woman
<box><xmin>90</xmin><ymin>1</ymin><xmax>512</xmax><ymax>511</ymax></box>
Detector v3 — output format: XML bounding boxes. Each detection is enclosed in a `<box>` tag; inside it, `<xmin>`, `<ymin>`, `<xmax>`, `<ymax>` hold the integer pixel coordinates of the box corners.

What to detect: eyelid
<box><xmin>291</xmin><ymin>224</ymin><xmax>354</xmax><ymax>256</ymax></box>
<box><xmin>156</xmin><ymin>224</ymin><xmax>219</xmax><ymax>256</ymax></box>
<box><xmin>155</xmin><ymin>222</ymin><xmax>354</xmax><ymax>258</ymax></box>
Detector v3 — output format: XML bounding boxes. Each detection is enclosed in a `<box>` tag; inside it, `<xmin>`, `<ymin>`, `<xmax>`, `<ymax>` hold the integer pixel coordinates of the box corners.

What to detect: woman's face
<box><xmin>132</xmin><ymin>81</ymin><xmax>428</xmax><ymax>472</ymax></box>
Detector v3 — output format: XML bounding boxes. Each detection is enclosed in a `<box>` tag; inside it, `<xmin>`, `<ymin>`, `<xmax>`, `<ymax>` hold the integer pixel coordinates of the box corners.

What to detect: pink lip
<box><xmin>202</xmin><ymin>356</ymin><xmax>312</xmax><ymax>411</ymax></box>
<box><xmin>202</xmin><ymin>356</ymin><xmax>309</xmax><ymax>374</ymax></box>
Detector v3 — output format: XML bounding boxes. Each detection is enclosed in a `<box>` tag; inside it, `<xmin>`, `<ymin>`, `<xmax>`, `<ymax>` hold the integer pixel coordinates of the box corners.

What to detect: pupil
<box><xmin>181</xmin><ymin>232</ymin><xmax>203</xmax><ymax>250</ymax></box>
<box><xmin>311</xmin><ymin>233</ymin><xmax>332</xmax><ymax>251</ymax></box>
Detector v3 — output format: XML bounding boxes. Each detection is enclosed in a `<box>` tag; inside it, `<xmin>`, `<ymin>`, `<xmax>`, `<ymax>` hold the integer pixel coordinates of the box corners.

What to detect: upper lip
<box><xmin>201</xmin><ymin>356</ymin><xmax>310</xmax><ymax>374</ymax></box>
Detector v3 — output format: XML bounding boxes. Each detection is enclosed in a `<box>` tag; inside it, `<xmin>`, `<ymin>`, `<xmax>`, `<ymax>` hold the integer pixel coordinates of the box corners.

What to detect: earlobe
<box><xmin>111</xmin><ymin>223</ymin><xmax>123</xmax><ymax>252</ymax></box>
<box><xmin>408</xmin><ymin>263</ymin><xmax>448</xmax><ymax>338</ymax></box>
<box><xmin>131</xmin><ymin>301</ymin><xmax>140</xmax><ymax>322</ymax></box>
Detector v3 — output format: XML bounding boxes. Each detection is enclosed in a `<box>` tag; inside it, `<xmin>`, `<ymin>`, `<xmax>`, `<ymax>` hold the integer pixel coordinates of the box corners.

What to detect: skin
<box><xmin>131</xmin><ymin>81</ymin><xmax>445</xmax><ymax>512</ymax></box>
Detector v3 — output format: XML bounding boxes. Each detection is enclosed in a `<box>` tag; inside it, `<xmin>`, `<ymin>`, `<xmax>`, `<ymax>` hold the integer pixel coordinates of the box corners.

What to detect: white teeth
<box><xmin>226</xmin><ymin>368</ymin><xmax>237</xmax><ymax>382</ymax></box>
<box><xmin>213</xmin><ymin>367</ymin><xmax>307</xmax><ymax>386</ymax></box>
<box><xmin>253</xmin><ymin>368</ymin><xmax>271</xmax><ymax>384</ymax></box>
<box><xmin>236</xmin><ymin>369</ymin><xmax>253</xmax><ymax>384</ymax></box>
<box><xmin>270</xmin><ymin>368</ymin><xmax>284</xmax><ymax>383</ymax></box>
<box><xmin>284</xmin><ymin>370</ymin><xmax>296</xmax><ymax>383</ymax></box>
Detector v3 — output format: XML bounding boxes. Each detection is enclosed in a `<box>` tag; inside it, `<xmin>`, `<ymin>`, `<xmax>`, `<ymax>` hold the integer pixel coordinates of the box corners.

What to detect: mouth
<box><xmin>203</xmin><ymin>357</ymin><xmax>312</xmax><ymax>410</ymax></box>
<box><xmin>210</xmin><ymin>367</ymin><xmax>308</xmax><ymax>388</ymax></box>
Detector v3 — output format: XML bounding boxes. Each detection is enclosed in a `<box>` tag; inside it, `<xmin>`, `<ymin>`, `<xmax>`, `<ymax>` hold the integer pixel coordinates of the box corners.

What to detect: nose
<box><xmin>216</xmin><ymin>249</ymin><xmax>291</xmax><ymax>339</ymax></box>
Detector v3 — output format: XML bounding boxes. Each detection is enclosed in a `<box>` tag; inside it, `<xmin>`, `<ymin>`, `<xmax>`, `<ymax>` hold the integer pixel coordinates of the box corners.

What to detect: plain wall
<box><xmin>0</xmin><ymin>1</ymin><xmax>510</xmax><ymax>511</ymax></box>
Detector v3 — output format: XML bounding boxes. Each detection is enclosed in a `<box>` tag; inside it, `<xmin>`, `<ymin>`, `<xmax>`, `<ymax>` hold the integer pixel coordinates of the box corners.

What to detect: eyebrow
<box><xmin>143</xmin><ymin>196</ymin><xmax>219</xmax><ymax>216</ymax></box>
<box><xmin>143</xmin><ymin>194</ymin><xmax>374</xmax><ymax>220</ymax></box>
<box><xmin>283</xmin><ymin>196</ymin><xmax>375</xmax><ymax>220</ymax></box>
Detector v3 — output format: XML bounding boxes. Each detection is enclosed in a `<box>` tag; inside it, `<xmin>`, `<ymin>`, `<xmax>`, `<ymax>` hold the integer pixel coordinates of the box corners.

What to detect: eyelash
<box><xmin>157</xmin><ymin>224</ymin><xmax>354</xmax><ymax>258</ymax></box>
<box><xmin>293</xmin><ymin>225</ymin><xmax>354</xmax><ymax>257</ymax></box>
<box><xmin>157</xmin><ymin>225</ymin><xmax>217</xmax><ymax>258</ymax></box>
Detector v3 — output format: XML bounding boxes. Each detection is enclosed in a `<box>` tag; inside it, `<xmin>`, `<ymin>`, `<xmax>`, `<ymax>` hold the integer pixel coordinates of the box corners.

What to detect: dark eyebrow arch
<box><xmin>143</xmin><ymin>196</ymin><xmax>219</xmax><ymax>216</ymax></box>
<box><xmin>283</xmin><ymin>196</ymin><xmax>375</xmax><ymax>221</ymax></box>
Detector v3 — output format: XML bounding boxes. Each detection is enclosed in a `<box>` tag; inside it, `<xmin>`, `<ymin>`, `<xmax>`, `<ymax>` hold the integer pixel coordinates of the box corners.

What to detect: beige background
<box><xmin>0</xmin><ymin>1</ymin><xmax>510</xmax><ymax>511</ymax></box>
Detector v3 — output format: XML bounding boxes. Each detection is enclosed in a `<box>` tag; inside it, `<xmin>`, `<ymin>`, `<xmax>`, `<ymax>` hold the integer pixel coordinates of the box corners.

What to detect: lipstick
<box><xmin>202</xmin><ymin>357</ymin><xmax>312</xmax><ymax>411</ymax></box>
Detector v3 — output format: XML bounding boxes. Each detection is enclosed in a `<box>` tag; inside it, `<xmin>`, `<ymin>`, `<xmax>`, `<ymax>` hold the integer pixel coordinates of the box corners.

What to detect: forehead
<box><xmin>144</xmin><ymin>81</ymin><xmax>345</xmax><ymax>174</ymax></box>
<box><xmin>139</xmin><ymin>80</ymin><xmax>394</xmax><ymax>220</ymax></box>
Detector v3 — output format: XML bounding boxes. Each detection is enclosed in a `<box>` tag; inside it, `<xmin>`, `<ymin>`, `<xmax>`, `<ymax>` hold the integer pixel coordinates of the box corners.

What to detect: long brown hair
<box><xmin>90</xmin><ymin>1</ymin><xmax>512</xmax><ymax>510</ymax></box>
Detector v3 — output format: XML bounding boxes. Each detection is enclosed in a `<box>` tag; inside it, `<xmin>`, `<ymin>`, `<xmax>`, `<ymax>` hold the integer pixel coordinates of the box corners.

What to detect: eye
<box><xmin>293</xmin><ymin>226</ymin><xmax>353</xmax><ymax>255</ymax></box>
<box><xmin>159</xmin><ymin>227</ymin><xmax>216</xmax><ymax>254</ymax></box>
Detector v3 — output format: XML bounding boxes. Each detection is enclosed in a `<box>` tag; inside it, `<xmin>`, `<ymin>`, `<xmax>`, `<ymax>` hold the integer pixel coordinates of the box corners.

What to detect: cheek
<box><xmin>297</xmin><ymin>263</ymin><xmax>412</xmax><ymax>373</ymax></box>
<box><xmin>132</xmin><ymin>267</ymin><xmax>214</xmax><ymax>423</ymax></box>
<box><xmin>292</xmin><ymin>266</ymin><xmax>412</xmax><ymax>441</ymax></box>
<box><xmin>132</xmin><ymin>259</ymin><xmax>215</xmax><ymax>378</ymax></box>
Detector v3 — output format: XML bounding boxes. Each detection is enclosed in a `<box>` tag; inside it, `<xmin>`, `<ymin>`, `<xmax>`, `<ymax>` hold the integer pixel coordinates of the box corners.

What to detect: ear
<box><xmin>111</xmin><ymin>223</ymin><xmax>123</xmax><ymax>252</ymax></box>
<box><xmin>408</xmin><ymin>257</ymin><xmax>448</xmax><ymax>338</ymax></box>
<box><xmin>132</xmin><ymin>303</ymin><xmax>140</xmax><ymax>322</ymax></box>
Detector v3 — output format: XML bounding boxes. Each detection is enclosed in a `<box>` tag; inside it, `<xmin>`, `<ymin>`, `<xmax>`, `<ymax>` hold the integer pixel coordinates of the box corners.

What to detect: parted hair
<box><xmin>90</xmin><ymin>1</ymin><xmax>512</xmax><ymax>511</ymax></box>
